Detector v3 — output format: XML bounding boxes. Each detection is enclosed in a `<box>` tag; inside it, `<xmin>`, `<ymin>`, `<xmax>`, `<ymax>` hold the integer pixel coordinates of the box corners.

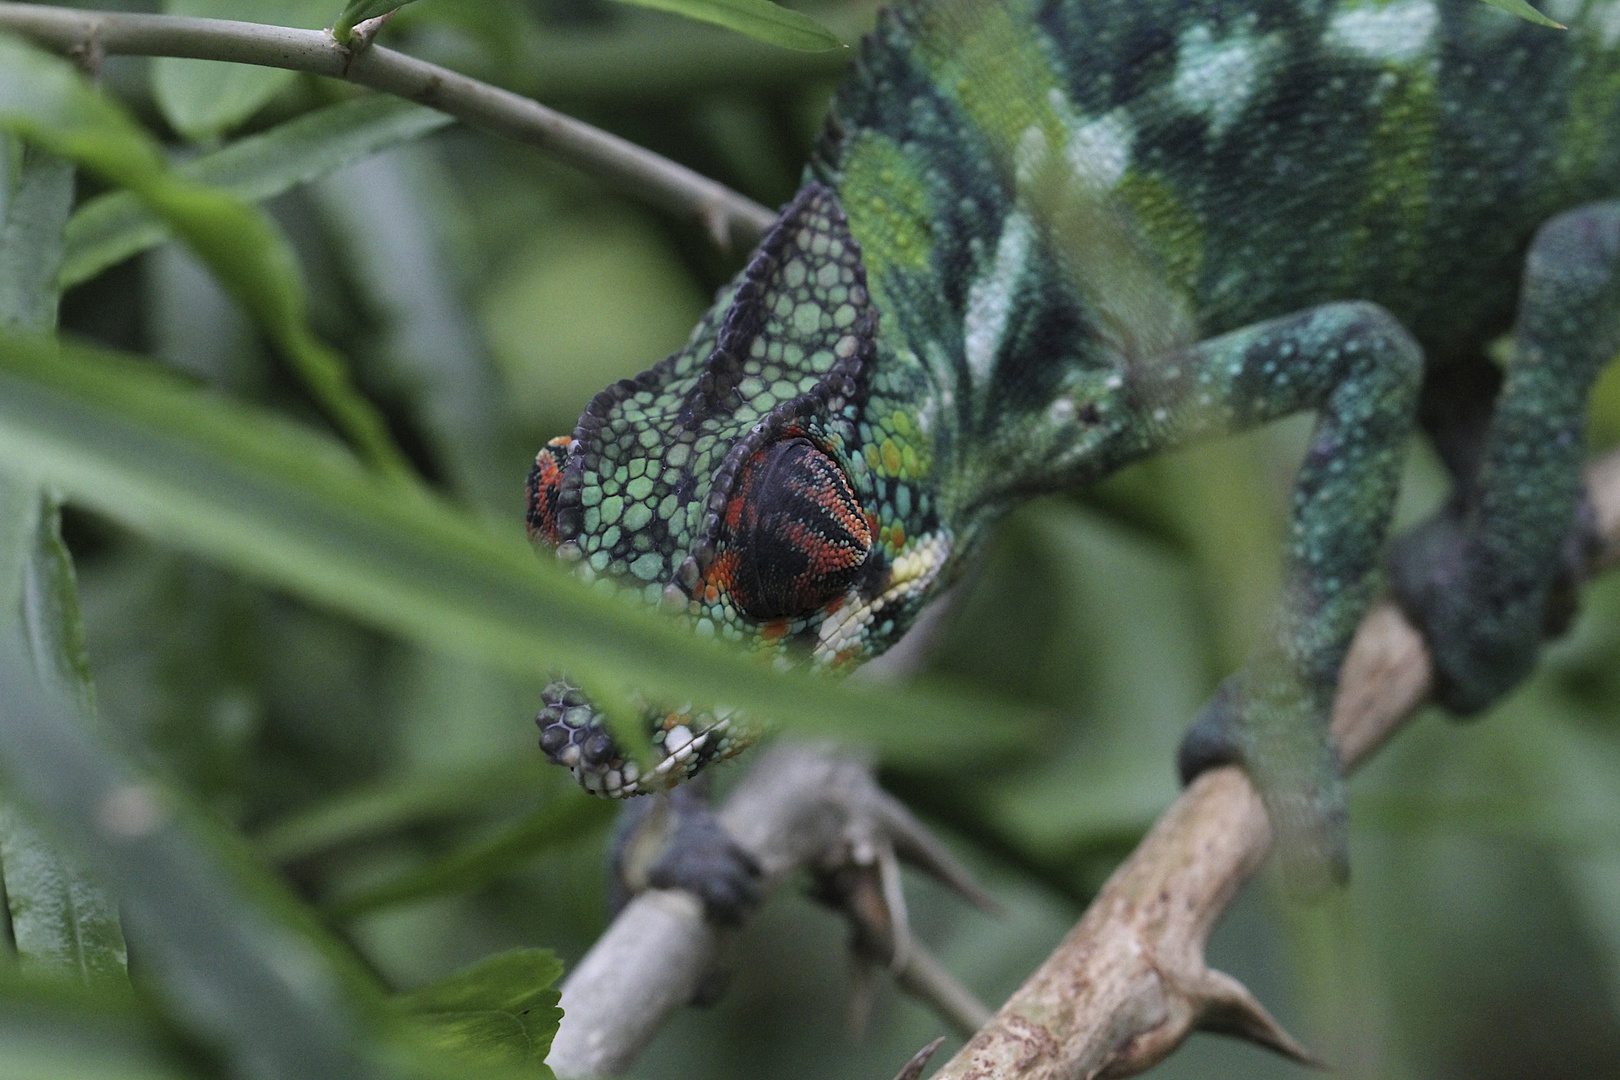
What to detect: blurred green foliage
<box><xmin>0</xmin><ymin>1</ymin><xmax>1618</xmax><ymax>1078</ymax></box>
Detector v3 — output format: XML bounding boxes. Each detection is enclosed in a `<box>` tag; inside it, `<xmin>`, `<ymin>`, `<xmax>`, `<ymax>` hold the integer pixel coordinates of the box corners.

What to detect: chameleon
<box><xmin>526</xmin><ymin>0</ymin><xmax>1620</xmax><ymax>888</ymax></box>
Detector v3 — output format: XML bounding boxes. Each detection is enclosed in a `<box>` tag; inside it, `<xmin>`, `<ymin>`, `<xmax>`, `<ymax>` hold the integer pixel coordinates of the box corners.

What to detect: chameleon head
<box><xmin>524</xmin><ymin>183</ymin><xmax>952</xmax><ymax>798</ymax></box>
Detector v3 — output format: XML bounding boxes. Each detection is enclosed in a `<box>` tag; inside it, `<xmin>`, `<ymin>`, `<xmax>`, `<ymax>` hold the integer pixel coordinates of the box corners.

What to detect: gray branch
<box><xmin>549</xmin><ymin>742</ymin><xmax>993</xmax><ymax>1079</ymax></box>
<box><xmin>0</xmin><ymin>3</ymin><xmax>778</xmax><ymax>250</ymax></box>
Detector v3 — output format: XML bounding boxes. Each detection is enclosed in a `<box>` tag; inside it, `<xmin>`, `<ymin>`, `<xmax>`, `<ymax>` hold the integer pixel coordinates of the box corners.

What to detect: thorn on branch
<box><xmin>1190</xmin><ymin>967</ymin><xmax>1324</xmax><ymax>1069</ymax></box>
<box><xmin>892</xmin><ymin>1036</ymin><xmax>947</xmax><ymax>1080</ymax></box>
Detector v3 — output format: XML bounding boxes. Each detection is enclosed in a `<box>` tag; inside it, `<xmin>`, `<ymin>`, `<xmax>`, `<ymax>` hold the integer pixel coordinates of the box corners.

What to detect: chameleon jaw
<box><xmin>813</xmin><ymin>531</ymin><xmax>952</xmax><ymax>665</ymax></box>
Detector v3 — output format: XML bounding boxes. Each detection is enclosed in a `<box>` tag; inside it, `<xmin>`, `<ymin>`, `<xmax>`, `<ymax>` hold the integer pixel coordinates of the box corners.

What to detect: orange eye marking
<box><xmin>526</xmin><ymin>436</ymin><xmax>572</xmax><ymax>546</ymax></box>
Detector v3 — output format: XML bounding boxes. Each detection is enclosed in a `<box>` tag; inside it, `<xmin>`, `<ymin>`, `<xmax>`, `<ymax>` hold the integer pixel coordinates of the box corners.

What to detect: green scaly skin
<box><xmin>529</xmin><ymin>0</ymin><xmax>1620</xmax><ymax>887</ymax></box>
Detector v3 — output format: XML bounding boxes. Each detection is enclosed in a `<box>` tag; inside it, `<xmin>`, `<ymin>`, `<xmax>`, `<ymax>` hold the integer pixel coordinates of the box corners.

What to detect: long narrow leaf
<box><xmin>0</xmin><ymin>33</ymin><xmax>411</xmax><ymax>480</ymax></box>
<box><xmin>0</xmin><ymin>334</ymin><xmax>1039</xmax><ymax>769</ymax></box>
<box><xmin>1478</xmin><ymin>0</ymin><xmax>1565</xmax><ymax>28</ymax></box>
<box><xmin>61</xmin><ymin>96</ymin><xmax>451</xmax><ymax>290</ymax></box>
<box><xmin>0</xmin><ymin>137</ymin><xmax>128</xmax><ymax>987</ymax></box>
<box><xmin>325</xmin><ymin>798</ymin><xmax>613</xmax><ymax>918</ymax></box>
<box><xmin>610</xmin><ymin>0</ymin><xmax>843</xmax><ymax>51</ymax></box>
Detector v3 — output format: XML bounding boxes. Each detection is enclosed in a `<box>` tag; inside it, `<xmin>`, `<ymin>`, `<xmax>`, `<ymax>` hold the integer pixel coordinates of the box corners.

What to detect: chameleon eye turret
<box><xmin>718</xmin><ymin>437</ymin><xmax>872</xmax><ymax>621</ymax></box>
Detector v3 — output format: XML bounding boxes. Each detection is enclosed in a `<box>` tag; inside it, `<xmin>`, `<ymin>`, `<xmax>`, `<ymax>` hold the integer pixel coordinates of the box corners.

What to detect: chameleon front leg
<box><xmin>1126</xmin><ymin>302</ymin><xmax>1424</xmax><ymax>889</ymax></box>
<box><xmin>1393</xmin><ymin>203</ymin><xmax>1620</xmax><ymax>714</ymax></box>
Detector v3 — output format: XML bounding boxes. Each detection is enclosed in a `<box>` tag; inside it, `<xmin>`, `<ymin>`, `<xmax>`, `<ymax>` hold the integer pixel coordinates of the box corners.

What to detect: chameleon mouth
<box><xmin>534</xmin><ymin>680</ymin><xmax>752</xmax><ymax>798</ymax></box>
<box><xmin>813</xmin><ymin>531</ymin><xmax>952</xmax><ymax>664</ymax></box>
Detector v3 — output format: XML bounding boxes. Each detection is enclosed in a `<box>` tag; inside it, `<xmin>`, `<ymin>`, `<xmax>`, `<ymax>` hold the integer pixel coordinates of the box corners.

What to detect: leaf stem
<box><xmin>0</xmin><ymin>3</ymin><xmax>778</xmax><ymax>250</ymax></box>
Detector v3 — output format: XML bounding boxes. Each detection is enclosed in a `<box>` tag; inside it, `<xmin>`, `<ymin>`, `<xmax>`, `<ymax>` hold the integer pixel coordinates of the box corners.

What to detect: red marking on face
<box><xmin>526</xmin><ymin>436</ymin><xmax>571</xmax><ymax>546</ymax></box>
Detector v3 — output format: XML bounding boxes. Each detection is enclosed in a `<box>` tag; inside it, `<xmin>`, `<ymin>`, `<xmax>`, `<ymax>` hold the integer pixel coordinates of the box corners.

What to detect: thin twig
<box><xmin>0</xmin><ymin>3</ymin><xmax>778</xmax><ymax>251</ymax></box>
<box><xmin>924</xmin><ymin>446</ymin><xmax>1620</xmax><ymax>1080</ymax></box>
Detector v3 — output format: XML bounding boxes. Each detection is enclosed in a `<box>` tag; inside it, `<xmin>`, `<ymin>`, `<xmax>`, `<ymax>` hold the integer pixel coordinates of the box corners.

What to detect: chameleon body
<box><xmin>529</xmin><ymin>0</ymin><xmax>1620</xmax><ymax>882</ymax></box>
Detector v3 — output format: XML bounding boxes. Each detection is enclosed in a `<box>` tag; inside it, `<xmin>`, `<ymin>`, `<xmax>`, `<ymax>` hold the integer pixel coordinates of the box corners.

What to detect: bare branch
<box><xmin>548</xmin><ymin>743</ymin><xmax>995</xmax><ymax>1078</ymax></box>
<box><xmin>0</xmin><ymin>2</ymin><xmax>778</xmax><ymax>251</ymax></box>
<box><xmin>925</xmin><ymin>447</ymin><xmax>1620</xmax><ymax>1080</ymax></box>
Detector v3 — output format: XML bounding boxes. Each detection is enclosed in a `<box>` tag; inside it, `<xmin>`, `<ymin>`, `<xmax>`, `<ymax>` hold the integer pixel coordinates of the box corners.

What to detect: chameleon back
<box><xmin>818</xmin><ymin>0</ymin><xmax>1620</xmax><ymax>511</ymax></box>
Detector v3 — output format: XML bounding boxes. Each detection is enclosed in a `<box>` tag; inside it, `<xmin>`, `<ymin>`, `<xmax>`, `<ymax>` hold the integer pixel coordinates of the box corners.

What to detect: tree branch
<box><xmin>925</xmin><ymin>445</ymin><xmax>1620</xmax><ymax>1080</ymax></box>
<box><xmin>0</xmin><ymin>3</ymin><xmax>778</xmax><ymax>250</ymax></box>
<box><xmin>547</xmin><ymin>742</ymin><xmax>995</xmax><ymax>1079</ymax></box>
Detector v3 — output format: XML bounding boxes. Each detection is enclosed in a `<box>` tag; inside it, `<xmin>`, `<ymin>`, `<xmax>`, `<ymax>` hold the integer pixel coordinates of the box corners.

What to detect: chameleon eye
<box><xmin>725</xmin><ymin>437</ymin><xmax>871</xmax><ymax>621</ymax></box>
<box><xmin>526</xmin><ymin>436</ymin><xmax>572</xmax><ymax>547</ymax></box>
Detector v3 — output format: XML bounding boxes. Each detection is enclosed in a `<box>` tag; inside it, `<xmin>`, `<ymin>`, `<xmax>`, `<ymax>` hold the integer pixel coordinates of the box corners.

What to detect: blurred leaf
<box><xmin>312</xmin><ymin>145</ymin><xmax>502</xmax><ymax>504</ymax></box>
<box><xmin>0</xmin><ymin>33</ymin><xmax>411</xmax><ymax>480</ymax></box>
<box><xmin>0</xmin><ymin>136</ymin><xmax>128</xmax><ymax>987</ymax></box>
<box><xmin>394</xmin><ymin>949</ymin><xmax>561</xmax><ymax>1074</ymax></box>
<box><xmin>0</xmin><ymin>605</ymin><xmax>383</xmax><ymax>1079</ymax></box>
<box><xmin>62</xmin><ymin>96</ymin><xmax>451</xmax><ymax>290</ymax></box>
<box><xmin>0</xmin><ymin>980</ymin><xmax>196</xmax><ymax>1080</ymax></box>
<box><xmin>482</xmin><ymin>211</ymin><xmax>707</xmax><ymax>435</ymax></box>
<box><xmin>0</xmin><ymin>145</ymin><xmax>72</xmax><ymax>331</ymax></box>
<box><xmin>334</xmin><ymin>0</ymin><xmax>419</xmax><ymax>43</ymax></box>
<box><xmin>327</xmin><ymin>793</ymin><xmax>612</xmax><ymax>917</ymax></box>
<box><xmin>1478</xmin><ymin>0</ymin><xmax>1565</xmax><ymax>28</ymax></box>
<box><xmin>0</xmin><ymin>334</ymin><xmax>1040</xmax><ymax>768</ymax></box>
<box><xmin>257</xmin><ymin>759</ymin><xmax>557</xmax><ymax>863</ymax></box>
<box><xmin>609</xmin><ymin>0</ymin><xmax>843</xmax><ymax>51</ymax></box>
<box><xmin>0</xmin><ymin>811</ymin><xmax>127</xmax><ymax>984</ymax></box>
<box><xmin>153</xmin><ymin>0</ymin><xmax>335</xmax><ymax>141</ymax></box>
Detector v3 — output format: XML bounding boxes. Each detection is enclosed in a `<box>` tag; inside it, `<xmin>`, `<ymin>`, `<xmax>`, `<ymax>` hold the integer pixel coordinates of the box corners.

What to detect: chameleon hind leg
<box><xmin>1392</xmin><ymin>203</ymin><xmax>1620</xmax><ymax>714</ymax></box>
<box><xmin>1145</xmin><ymin>302</ymin><xmax>1424</xmax><ymax>889</ymax></box>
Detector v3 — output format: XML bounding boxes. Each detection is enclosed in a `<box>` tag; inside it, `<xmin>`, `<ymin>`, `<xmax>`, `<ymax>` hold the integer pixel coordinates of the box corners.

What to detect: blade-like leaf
<box><xmin>153</xmin><ymin>0</ymin><xmax>335</xmax><ymax>141</ymax></box>
<box><xmin>256</xmin><ymin>759</ymin><xmax>557</xmax><ymax>863</ymax></box>
<box><xmin>0</xmin><ymin>135</ymin><xmax>129</xmax><ymax>987</ymax></box>
<box><xmin>0</xmin><ymin>33</ymin><xmax>411</xmax><ymax>480</ymax></box>
<box><xmin>61</xmin><ymin>96</ymin><xmax>451</xmax><ymax>290</ymax></box>
<box><xmin>325</xmin><ymin>797</ymin><xmax>613</xmax><ymax>918</ymax></box>
<box><xmin>0</xmin><ymin>616</ymin><xmax>380</xmax><ymax>1079</ymax></box>
<box><xmin>0</xmin><ymin>981</ymin><xmax>196</xmax><ymax>1080</ymax></box>
<box><xmin>0</xmin><ymin>334</ymin><xmax>1040</xmax><ymax>770</ymax></box>
<box><xmin>334</xmin><ymin>0</ymin><xmax>420</xmax><ymax>43</ymax></box>
<box><xmin>1478</xmin><ymin>0</ymin><xmax>1565</xmax><ymax>28</ymax></box>
<box><xmin>0</xmin><ymin>810</ymin><xmax>127</xmax><ymax>984</ymax></box>
<box><xmin>610</xmin><ymin>0</ymin><xmax>842</xmax><ymax>51</ymax></box>
<box><xmin>394</xmin><ymin>950</ymin><xmax>562</xmax><ymax>1074</ymax></box>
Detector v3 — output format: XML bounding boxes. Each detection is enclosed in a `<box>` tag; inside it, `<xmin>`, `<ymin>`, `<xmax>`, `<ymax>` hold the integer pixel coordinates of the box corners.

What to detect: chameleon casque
<box><xmin>527</xmin><ymin>0</ymin><xmax>1620</xmax><ymax>886</ymax></box>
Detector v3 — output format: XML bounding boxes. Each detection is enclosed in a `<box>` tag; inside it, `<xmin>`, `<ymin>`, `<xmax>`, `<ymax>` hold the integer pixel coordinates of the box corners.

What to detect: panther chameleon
<box><xmin>527</xmin><ymin>0</ymin><xmax>1620</xmax><ymax>889</ymax></box>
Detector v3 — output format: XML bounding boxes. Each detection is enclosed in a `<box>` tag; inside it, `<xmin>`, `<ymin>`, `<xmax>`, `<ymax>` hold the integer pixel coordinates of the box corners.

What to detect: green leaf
<box><xmin>609</xmin><ymin>0</ymin><xmax>843</xmax><ymax>51</ymax></box>
<box><xmin>394</xmin><ymin>950</ymin><xmax>562</xmax><ymax>1074</ymax></box>
<box><xmin>1478</xmin><ymin>0</ymin><xmax>1565</xmax><ymax>28</ymax></box>
<box><xmin>256</xmin><ymin>759</ymin><xmax>557</xmax><ymax>863</ymax></box>
<box><xmin>0</xmin><ymin>810</ymin><xmax>128</xmax><ymax>984</ymax></box>
<box><xmin>0</xmin><ymin>628</ymin><xmax>388</xmax><ymax>1080</ymax></box>
<box><xmin>61</xmin><ymin>96</ymin><xmax>451</xmax><ymax>290</ymax></box>
<box><xmin>326</xmin><ymin>797</ymin><xmax>613</xmax><ymax>917</ymax></box>
<box><xmin>0</xmin><ymin>980</ymin><xmax>195</xmax><ymax>1080</ymax></box>
<box><xmin>334</xmin><ymin>1</ymin><xmax>420</xmax><ymax>44</ymax></box>
<box><xmin>0</xmin><ymin>135</ymin><xmax>129</xmax><ymax>988</ymax></box>
<box><xmin>0</xmin><ymin>334</ymin><xmax>1039</xmax><ymax>772</ymax></box>
<box><xmin>0</xmin><ymin>34</ymin><xmax>411</xmax><ymax>480</ymax></box>
<box><xmin>153</xmin><ymin>1</ymin><xmax>336</xmax><ymax>141</ymax></box>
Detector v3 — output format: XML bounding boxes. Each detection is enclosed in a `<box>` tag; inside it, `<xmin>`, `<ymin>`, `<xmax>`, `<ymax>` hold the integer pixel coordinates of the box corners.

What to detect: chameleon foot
<box><xmin>1178</xmin><ymin>676</ymin><xmax>1349</xmax><ymax>893</ymax></box>
<box><xmin>1391</xmin><ymin>496</ymin><xmax>1603</xmax><ymax>715</ymax></box>
<box><xmin>610</xmin><ymin>780</ymin><xmax>762</xmax><ymax>928</ymax></box>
